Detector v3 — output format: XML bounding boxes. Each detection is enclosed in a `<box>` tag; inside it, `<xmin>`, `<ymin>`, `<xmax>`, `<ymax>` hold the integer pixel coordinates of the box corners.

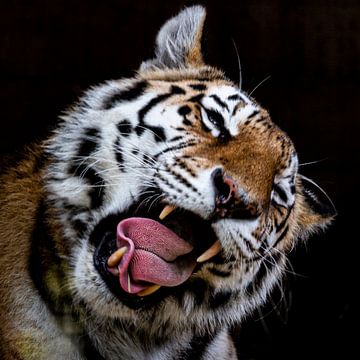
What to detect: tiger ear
<box><xmin>140</xmin><ymin>5</ymin><xmax>206</xmax><ymax>71</ymax></box>
<box><xmin>296</xmin><ymin>177</ymin><xmax>336</xmax><ymax>237</ymax></box>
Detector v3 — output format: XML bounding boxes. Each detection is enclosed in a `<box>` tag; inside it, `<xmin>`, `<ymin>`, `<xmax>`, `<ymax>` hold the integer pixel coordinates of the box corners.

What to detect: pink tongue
<box><xmin>116</xmin><ymin>218</ymin><xmax>196</xmax><ymax>294</ymax></box>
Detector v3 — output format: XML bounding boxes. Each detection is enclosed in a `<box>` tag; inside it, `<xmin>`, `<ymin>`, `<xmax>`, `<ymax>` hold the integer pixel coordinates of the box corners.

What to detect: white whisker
<box><xmin>231</xmin><ymin>38</ymin><xmax>242</xmax><ymax>89</ymax></box>
<box><xmin>299</xmin><ymin>158</ymin><xmax>327</xmax><ymax>167</ymax></box>
<box><xmin>249</xmin><ymin>75</ymin><xmax>271</xmax><ymax>96</ymax></box>
<box><xmin>299</xmin><ymin>174</ymin><xmax>336</xmax><ymax>213</ymax></box>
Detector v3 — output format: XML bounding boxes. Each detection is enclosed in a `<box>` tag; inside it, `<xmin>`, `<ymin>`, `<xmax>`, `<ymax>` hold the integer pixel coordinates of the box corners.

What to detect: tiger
<box><xmin>0</xmin><ymin>5</ymin><xmax>335</xmax><ymax>360</ymax></box>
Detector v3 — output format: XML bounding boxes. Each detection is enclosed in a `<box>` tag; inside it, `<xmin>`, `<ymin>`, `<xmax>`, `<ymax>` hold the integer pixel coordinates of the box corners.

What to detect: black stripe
<box><xmin>242</xmin><ymin>236</ymin><xmax>256</xmax><ymax>253</ymax></box>
<box><xmin>83</xmin><ymin>335</ymin><xmax>105</xmax><ymax>360</ymax></box>
<box><xmin>62</xmin><ymin>204</ymin><xmax>91</xmax><ymax>238</ymax></box>
<box><xmin>256</xmin><ymin>116</ymin><xmax>267</xmax><ymax>122</ymax></box>
<box><xmin>302</xmin><ymin>186</ymin><xmax>335</xmax><ymax>217</ymax></box>
<box><xmin>175</xmin><ymin>159</ymin><xmax>197</xmax><ymax>177</ymax></box>
<box><xmin>116</xmin><ymin>119</ymin><xmax>132</xmax><ymax>137</ymax></box>
<box><xmin>102</xmin><ymin>80</ymin><xmax>148</xmax><ymax>109</ymax></box>
<box><xmin>208</xmin><ymin>267</ymin><xmax>231</xmax><ymax>277</ymax></box>
<box><xmin>178</xmin><ymin>331</ymin><xmax>216</xmax><ymax>360</ymax></box>
<box><xmin>212</xmin><ymin>253</ymin><xmax>236</xmax><ymax>264</ymax></box>
<box><xmin>232</xmin><ymin>100</ymin><xmax>247</xmax><ymax>116</ymax></box>
<box><xmin>210</xmin><ymin>94</ymin><xmax>229</xmax><ymax>111</ymax></box>
<box><xmin>209</xmin><ymin>289</ymin><xmax>232</xmax><ymax>309</ymax></box>
<box><xmin>78</xmin><ymin>128</ymin><xmax>100</xmax><ymax>158</ymax></box>
<box><xmin>72</xmin><ymin>219</ymin><xmax>87</xmax><ymax>237</ymax></box>
<box><xmin>188</xmin><ymin>93</ymin><xmax>204</xmax><ymax>103</ymax></box>
<box><xmin>69</xmin><ymin>163</ymin><xmax>105</xmax><ymax>208</ymax></box>
<box><xmin>246</xmin><ymin>252</ymin><xmax>282</xmax><ymax>296</ymax></box>
<box><xmin>114</xmin><ymin>137</ymin><xmax>125</xmax><ymax>172</ymax></box>
<box><xmin>189</xmin><ymin>83</ymin><xmax>207</xmax><ymax>91</ymax></box>
<box><xmin>138</xmin><ymin>93</ymin><xmax>172</xmax><ymax>123</ymax></box>
<box><xmin>157</xmin><ymin>173</ymin><xmax>186</xmax><ymax>195</ymax></box>
<box><xmin>169</xmin><ymin>168</ymin><xmax>200</xmax><ymax>194</ymax></box>
<box><xmin>246</xmin><ymin>261</ymin><xmax>268</xmax><ymax>296</ymax></box>
<box><xmin>228</xmin><ymin>94</ymin><xmax>241</xmax><ymax>101</ymax></box>
<box><xmin>186</xmin><ymin>278</ymin><xmax>207</xmax><ymax>306</ymax></box>
<box><xmin>63</xmin><ymin>202</ymin><xmax>88</xmax><ymax>217</ymax></box>
<box><xmin>183</xmin><ymin>118</ymin><xmax>193</xmax><ymax>126</ymax></box>
<box><xmin>169</xmin><ymin>135</ymin><xmax>183</xmax><ymax>142</ymax></box>
<box><xmin>275</xmin><ymin>205</ymin><xmax>293</xmax><ymax>233</ymax></box>
<box><xmin>178</xmin><ymin>105</ymin><xmax>193</xmax><ymax>126</ymax></box>
<box><xmin>135</xmin><ymin>124</ymin><xmax>166</xmax><ymax>142</ymax></box>
<box><xmin>29</xmin><ymin>200</ymin><xmax>72</xmax><ymax>317</ymax></box>
<box><xmin>153</xmin><ymin>141</ymin><xmax>196</xmax><ymax>158</ymax></box>
<box><xmin>178</xmin><ymin>105</ymin><xmax>192</xmax><ymax>116</ymax></box>
<box><xmin>136</xmin><ymin>86</ymin><xmax>184</xmax><ymax>142</ymax></box>
<box><xmin>248</xmin><ymin>109</ymin><xmax>260</xmax><ymax>119</ymax></box>
<box><xmin>273</xmin><ymin>184</ymin><xmax>288</xmax><ymax>203</ymax></box>
<box><xmin>273</xmin><ymin>225</ymin><xmax>289</xmax><ymax>248</ymax></box>
<box><xmin>170</xmin><ymin>85</ymin><xmax>186</xmax><ymax>95</ymax></box>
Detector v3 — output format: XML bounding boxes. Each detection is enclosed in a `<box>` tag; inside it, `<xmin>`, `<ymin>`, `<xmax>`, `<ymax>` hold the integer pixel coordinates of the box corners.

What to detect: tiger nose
<box><xmin>211</xmin><ymin>168</ymin><xmax>259</xmax><ymax>219</ymax></box>
<box><xmin>212</xmin><ymin>168</ymin><xmax>238</xmax><ymax>207</ymax></box>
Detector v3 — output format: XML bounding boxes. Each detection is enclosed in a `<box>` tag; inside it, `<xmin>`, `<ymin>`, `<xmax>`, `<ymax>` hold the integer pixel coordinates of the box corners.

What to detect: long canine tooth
<box><xmin>159</xmin><ymin>205</ymin><xmax>176</xmax><ymax>220</ymax></box>
<box><xmin>107</xmin><ymin>246</ymin><xmax>127</xmax><ymax>267</ymax></box>
<box><xmin>137</xmin><ymin>285</ymin><xmax>161</xmax><ymax>297</ymax></box>
<box><xmin>197</xmin><ymin>240</ymin><xmax>222</xmax><ymax>263</ymax></box>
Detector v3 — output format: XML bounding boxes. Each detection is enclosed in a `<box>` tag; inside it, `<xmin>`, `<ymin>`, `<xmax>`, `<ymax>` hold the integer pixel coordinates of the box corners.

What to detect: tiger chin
<box><xmin>0</xmin><ymin>5</ymin><xmax>334</xmax><ymax>360</ymax></box>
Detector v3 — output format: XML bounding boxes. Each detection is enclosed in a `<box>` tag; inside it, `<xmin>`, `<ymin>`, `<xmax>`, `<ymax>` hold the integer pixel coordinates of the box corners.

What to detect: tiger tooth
<box><xmin>137</xmin><ymin>285</ymin><xmax>161</xmax><ymax>297</ymax></box>
<box><xmin>196</xmin><ymin>240</ymin><xmax>222</xmax><ymax>263</ymax></box>
<box><xmin>159</xmin><ymin>205</ymin><xmax>176</xmax><ymax>220</ymax></box>
<box><xmin>107</xmin><ymin>246</ymin><xmax>127</xmax><ymax>267</ymax></box>
<box><xmin>107</xmin><ymin>267</ymin><xmax>119</xmax><ymax>276</ymax></box>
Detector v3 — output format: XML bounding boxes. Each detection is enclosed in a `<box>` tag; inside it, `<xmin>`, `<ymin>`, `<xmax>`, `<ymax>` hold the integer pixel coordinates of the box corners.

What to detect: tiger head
<box><xmin>45</xmin><ymin>6</ymin><xmax>334</xmax><ymax>335</ymax></box>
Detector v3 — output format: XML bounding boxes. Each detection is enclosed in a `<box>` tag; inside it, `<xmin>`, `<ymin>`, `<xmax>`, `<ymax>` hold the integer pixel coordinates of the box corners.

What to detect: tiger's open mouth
<box><xmin>92</xmin><ymin>199</ymin><xmax>219</xmax><ymax>309</ymax></box>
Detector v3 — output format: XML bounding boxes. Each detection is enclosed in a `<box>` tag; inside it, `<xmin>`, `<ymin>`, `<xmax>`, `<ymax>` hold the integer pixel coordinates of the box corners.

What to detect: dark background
<box><xmin>1</xmin><ymin>0</ymin><xmax>358</xmax><ymax>359</ymax></box>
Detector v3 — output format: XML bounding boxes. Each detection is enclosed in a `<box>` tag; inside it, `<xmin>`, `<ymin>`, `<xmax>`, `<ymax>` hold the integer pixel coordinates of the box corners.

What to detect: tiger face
<box><xmin>45</xmin><ymin>6</ymin><xmax>334</xmax><ymax>335</ymax></box>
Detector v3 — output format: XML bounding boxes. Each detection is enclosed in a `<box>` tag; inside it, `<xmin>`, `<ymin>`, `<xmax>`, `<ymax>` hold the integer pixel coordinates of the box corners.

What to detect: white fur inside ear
<box><xmin>140</xmin><ymin>5</ymin><xmax>206</xmax><ymax>70</ymax></box>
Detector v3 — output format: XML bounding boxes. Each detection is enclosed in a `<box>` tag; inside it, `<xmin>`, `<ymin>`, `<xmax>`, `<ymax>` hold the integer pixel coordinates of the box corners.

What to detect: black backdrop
<box><xmin>1</xmin><ymin>0</ymin><xmax>358</xmax><ymax>359</ymax></box>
